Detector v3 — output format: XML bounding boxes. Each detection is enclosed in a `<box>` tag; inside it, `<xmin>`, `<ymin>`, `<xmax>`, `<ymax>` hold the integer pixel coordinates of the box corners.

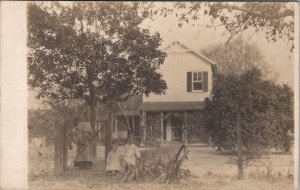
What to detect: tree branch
<box><xmin>213</xmin><ymin>3</ymin><xmax>294</xmax><ymax>20</ymax></box>
<box><xmin>117</xmin><ymin>102</ymin><xmax>133</xmax><ymax>136</ymax></box>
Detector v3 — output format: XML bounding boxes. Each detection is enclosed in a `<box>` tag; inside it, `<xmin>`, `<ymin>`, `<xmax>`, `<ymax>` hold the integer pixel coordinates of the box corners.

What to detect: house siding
<box><xmin>143</xmin><ymin>51</ymin><xmax>213</xmax><ymax>102</ymax></box>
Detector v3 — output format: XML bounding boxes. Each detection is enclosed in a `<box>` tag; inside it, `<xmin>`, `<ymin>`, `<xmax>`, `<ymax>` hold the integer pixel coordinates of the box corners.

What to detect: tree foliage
<box><xmin>202</xmin><ymin>38</ymin><xmax>270</xmax><ymax>77</ymax></box>
<box><xmin>186</xmin><ymin>112</ymin><xmax>208</xmax><ymax>143</ymax></box>
<box><xmin>140</xmin><ymin>2</ymin><xmax>295</xmax><ymax>51</ymax></box>
<box><xmin>28</xmin><ymin>2</ymin><xmax>168</xmax><ymax>159</ymax></box>
<box><xmin>28</xmin><ymin>101</ymin><xmax>86</xmax><ymax>144</ymax></box>
<box><xmin>204</xmin><ymin>68</ymin><xmax>294</xmax><ymax>155</ymax></box>
<box><xmin>28</xmin><ymin>108</ymin><xmax>56</xmax><ymax>144</ymax></box>
<box><xmin>28</xmin><ymin>2</ymin><xmax>167</xmax><ymax>105</ymax></box>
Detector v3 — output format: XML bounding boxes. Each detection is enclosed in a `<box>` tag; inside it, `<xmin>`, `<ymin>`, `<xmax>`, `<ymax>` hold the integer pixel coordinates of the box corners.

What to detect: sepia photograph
<box><xmin>0</xmin><ymin>1</ymin><xmax>299</xmax><ymax>190</ymax></box>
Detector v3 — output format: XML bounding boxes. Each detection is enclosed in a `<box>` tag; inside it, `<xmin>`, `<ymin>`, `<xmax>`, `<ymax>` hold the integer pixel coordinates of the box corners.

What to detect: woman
<box><xmin>70</xmin><ymin>121</ymin><xmax>93</xmax><ymax>169</ymax></box>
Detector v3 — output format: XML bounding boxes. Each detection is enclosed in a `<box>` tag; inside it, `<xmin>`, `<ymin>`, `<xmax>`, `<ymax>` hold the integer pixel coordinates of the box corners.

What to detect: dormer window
<box><xmin>187</xmin><ymin>71</ymin><xmax>208</xmax><ymax>92</ymax></box>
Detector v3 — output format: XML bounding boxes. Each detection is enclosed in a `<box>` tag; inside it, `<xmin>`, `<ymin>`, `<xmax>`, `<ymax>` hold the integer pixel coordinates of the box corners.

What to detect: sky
<box><xmin>28</xmin><ymin>2</ymin><xmax>296</xmax><ymax>110</ymax></box>
<box><xmin>140</xmin><ymin>6</ymin><xmax>294</xmax><ymax>86</ymax></box>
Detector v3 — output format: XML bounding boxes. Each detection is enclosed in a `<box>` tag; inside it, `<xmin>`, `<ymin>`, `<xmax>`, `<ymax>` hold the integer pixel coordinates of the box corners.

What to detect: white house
<box><xmin>113</xmin><ymin>41</ymin><xmax>216</xmax><ymax>143</ymax></box>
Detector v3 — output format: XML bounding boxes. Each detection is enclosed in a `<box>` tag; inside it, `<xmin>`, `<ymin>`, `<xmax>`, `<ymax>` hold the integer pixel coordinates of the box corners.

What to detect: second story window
<box><xmin>187</xmin><ymin>71</ymin><xmax>208</xmax><ymax>92</ymax></box>
<box><xmin>192</xmin><ymin>72</ymin><xmax>203</xmax><ymax>91</ymax></box>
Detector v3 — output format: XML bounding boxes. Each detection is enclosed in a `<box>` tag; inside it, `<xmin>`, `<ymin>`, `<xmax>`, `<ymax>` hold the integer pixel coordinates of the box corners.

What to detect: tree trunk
<box><xmin>54</xmin><ymin>109</ymin><xmax>65</xmax><ymax>175</ymax></box>
<box><xmin>132</xmin><ymin>116</ymin><xmax>136</xmax><ymax>137</ymax></box>
<box><xmin>183</xmin><ymin>111</ymin><xmax>188</xmax><ymax>144</ymax></box>
<box><xmin>105</xmin><ymin>112</ymin><xmax>113</xmax><ymax>167</ymax></box>
<box><xmin>63</xmin><ymin>118</ymin><xmax>69</xmax><ymax>171</ymax></box>
<box><xmin>160</xmin><ymin>112</ymin><xmax>164</xmax><ymax>143</ymax></box>
<box><xmin>140</xmin><ymin>111</ymin><xmax>147</xmax><ymax>145</ymax></box>
<box><xmin>236</xmin><ymin>110</ymin><xmax>243</xmax><ymax>179</ymax></box>
<box><xmin>89</xmin><ymin>88</ymin><xmax>97</xmax><ymax>163</ymax></box>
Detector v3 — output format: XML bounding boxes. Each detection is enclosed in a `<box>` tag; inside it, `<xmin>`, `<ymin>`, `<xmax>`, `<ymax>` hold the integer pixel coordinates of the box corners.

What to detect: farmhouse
<box><xmin>113</xmin><ymin>41</ymin><xmax>216</xmax><ymax>143</ymax></box>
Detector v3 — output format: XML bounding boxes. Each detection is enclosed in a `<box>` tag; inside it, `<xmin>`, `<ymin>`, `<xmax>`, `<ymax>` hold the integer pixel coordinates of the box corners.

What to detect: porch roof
<box><xmin>114</xmin><ymin>109</ymin><xmax>140</xmax><ymax>116</ymax></box>
<box><xmin>138</xmin><ymin>101</ymin><xmax>205</xmax><ymax>111</ymax></box>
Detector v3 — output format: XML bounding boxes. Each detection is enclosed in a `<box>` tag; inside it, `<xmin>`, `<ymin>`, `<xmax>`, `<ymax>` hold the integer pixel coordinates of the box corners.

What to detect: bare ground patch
<box><xmin>28</xmin><ymin>143</ymin><xmax>294</xmax><ymax>190</ymax></box>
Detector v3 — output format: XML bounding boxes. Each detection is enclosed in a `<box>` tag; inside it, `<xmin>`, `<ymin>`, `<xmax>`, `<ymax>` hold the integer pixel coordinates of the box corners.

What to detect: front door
<box><xmin>171</xmin><ymin>116</ymin><xmax>182</xmax><ymax>141</ymax></box>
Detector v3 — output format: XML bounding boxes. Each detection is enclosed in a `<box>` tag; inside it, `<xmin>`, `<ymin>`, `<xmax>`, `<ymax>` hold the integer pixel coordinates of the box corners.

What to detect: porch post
<box><xmin>140</xmin><ymin>111</ymin><xmax>147</xmax><ymax>145</ymax></box>
<box><xmin>160</xmin><ymin>112</ymin><xmax>164</xmax><ymax>143</ymax></box>
<box><xmin>132</xmin><ymin>116</ymin><xmax>136</xmax><ymax>137</ymax></box>
<box><xmin>183</xmin><ymin>111</ymin><xmax>188</xmax><ymax>144</ymax></box>
<box><xmin>166</xmin><ymin>116</ymin><xmax>172</xmax><ymax>141</ymax></box>
<box><xmin>114</xmin><ymin>117</ymin><xmax>118</xmax><ymax>139</ymax></box>
<box><xmin>139</xmin><ymin>112</ymin><xmax>143</xmax><ymax>145</ymax></box>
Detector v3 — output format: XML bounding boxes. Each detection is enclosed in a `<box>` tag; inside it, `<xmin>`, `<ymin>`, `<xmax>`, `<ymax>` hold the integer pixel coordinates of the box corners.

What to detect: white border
<box><xmin>0</xmin><ymin>2</ymin><xmax>28</xmax><ymax>189</ymax></box>
<box><xmin>294</xmin><ymin>2</ymin><xmax>299</xmax><ymax>190</ymax></box>
<box><xmin>0</xmin><ymin>1</ymin><xmax>298</xmax><ymax>190</ymax></box>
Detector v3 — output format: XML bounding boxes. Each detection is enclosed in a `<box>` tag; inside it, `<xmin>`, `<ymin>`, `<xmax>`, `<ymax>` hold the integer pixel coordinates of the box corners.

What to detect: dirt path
<box><xmin>29</xmin><ymin>175</ymin><xmax>293</xmax><ymax>190</ymax></box>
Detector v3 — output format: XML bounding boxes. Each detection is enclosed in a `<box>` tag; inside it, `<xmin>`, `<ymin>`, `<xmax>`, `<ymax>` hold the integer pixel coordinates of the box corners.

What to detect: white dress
<box><xmin>123</xmin><ymin>144</ymin><xmax>140</xmax><ymax>166</ymax></box>
<box><xmin>106</xmin><ymin>150</ymin><xmax>121</xmax><ymax>171</ymax></box>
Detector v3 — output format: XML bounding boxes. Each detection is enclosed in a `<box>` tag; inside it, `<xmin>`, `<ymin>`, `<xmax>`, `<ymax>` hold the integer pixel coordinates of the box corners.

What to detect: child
<box><xmin>123</xmin><ymin>136</ymin><xmax>140</xmax><ymax>171</ymax></box>
<box><xmin>106</xmin><ymin>142</ymin><xmax>121</xmax><ymax>176</ymax></box>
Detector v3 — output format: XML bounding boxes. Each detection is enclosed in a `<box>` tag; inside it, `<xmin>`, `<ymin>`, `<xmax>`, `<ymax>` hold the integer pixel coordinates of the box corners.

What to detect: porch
<box><xmin>139</xmin><ymin>101</ymin><xmax>205</xmax><ymax>144</ymax></box>
<box><xmin>112</xmin><ymin>101</ymin><xmax>206</xmax><ymax>144</ymax></box>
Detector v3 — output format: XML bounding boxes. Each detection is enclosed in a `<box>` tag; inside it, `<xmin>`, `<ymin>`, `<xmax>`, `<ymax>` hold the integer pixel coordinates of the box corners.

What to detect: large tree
<box><xmin>140</xmin><ymin>2</ymin><xmax>295</xmax><ymax>52</ymax></box>
<box><xmin>28</xmin><ymin>2</ymin><xmax>167</xmax><ymax>159</ymax></box>
<box><xmin>202</xmin><ymin>37</ymin><xmax>270</xmax><ymax>77</ymax></box>
<box><xmin>204</xmin><ymin>68</ymin><xmax>293</xmax><ymax>179</ymax></box>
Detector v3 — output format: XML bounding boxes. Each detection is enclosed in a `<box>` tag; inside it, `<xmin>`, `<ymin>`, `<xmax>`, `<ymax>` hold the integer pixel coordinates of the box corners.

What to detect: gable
<box><xmin>164</xmin><ymin>41</ymin><xmax>190</xmax><ymax>54</ymax></box>
<box><xmin>163</xmin><ymin>41</ymin><xmax>216</xmax><ymax>70</ymax></box>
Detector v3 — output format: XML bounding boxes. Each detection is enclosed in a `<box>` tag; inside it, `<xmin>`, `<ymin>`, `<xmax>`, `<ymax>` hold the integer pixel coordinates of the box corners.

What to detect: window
<box><xmin>187</xmin><ymin>71</ymin><xmax>208</xmax><ymax>92</ymax></box>
<box><xmin>192</xmin><ymin>72</ymin><xmax>203</xmax><ymax>91</ymax></box>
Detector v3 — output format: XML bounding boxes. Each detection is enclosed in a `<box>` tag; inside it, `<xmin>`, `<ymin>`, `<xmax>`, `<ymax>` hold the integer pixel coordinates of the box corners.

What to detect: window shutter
<box><xmin>187</xmin><ymin>72</ymin><xmax>192</xmax><ymax>92</ymax></box>
<box><xmin>203</xmin><ymin>71</ymin><xmax>208</xmax><ymax>92</ymax></box>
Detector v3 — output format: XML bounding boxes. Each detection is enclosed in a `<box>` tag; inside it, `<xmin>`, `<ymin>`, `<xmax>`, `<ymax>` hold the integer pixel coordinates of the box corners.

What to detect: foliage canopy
<box><xmin>28</xmin><ymin>2</ymin><xmax>167</xmax><ymax>105</ymax></box>
<box><xmin>204</xmin><ymin>68</ymin><xmax>293</xmax><ymax>154</ymax></box>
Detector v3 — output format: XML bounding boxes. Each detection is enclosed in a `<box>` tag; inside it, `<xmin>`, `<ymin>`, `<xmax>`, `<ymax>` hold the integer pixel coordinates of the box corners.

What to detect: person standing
<box><xmin>71</xmin><ymin>121</ymin><xmax>93</xmax><ymax>169</ymax></box>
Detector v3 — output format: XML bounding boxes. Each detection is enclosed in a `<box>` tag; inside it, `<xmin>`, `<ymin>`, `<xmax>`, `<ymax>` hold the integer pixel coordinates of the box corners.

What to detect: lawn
<box><xmin>28</xmin><ymin>143</ymin><xmax>294</xmax><ymax>190</ymax></box>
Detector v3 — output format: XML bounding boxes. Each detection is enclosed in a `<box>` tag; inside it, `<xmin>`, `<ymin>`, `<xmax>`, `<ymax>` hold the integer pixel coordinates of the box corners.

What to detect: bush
<box><xmin>120</xmin><ymin>145</ymin><xmax>190</xmax><ymax>183</ymax></box>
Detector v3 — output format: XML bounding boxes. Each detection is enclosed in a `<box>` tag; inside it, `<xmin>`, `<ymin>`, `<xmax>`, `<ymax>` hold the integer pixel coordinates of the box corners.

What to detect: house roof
<box><xmin>114</xmin><ymin>94</ymin><xmax>143</xmax><ymax>116</ymax></box>
<box><xmin>122</xmin><ymin>94</ymin><xmax>143</xmax><ymax>110</ymax></box>
<box><xmin>138</xmin><ymin>101</ymin><xmax>205</xmax><ymax>111</ymax></box>
<box><xmin>114</xmin><ymin>110</ymin><xmax>140</xmax><ymax>116</ymax></box>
